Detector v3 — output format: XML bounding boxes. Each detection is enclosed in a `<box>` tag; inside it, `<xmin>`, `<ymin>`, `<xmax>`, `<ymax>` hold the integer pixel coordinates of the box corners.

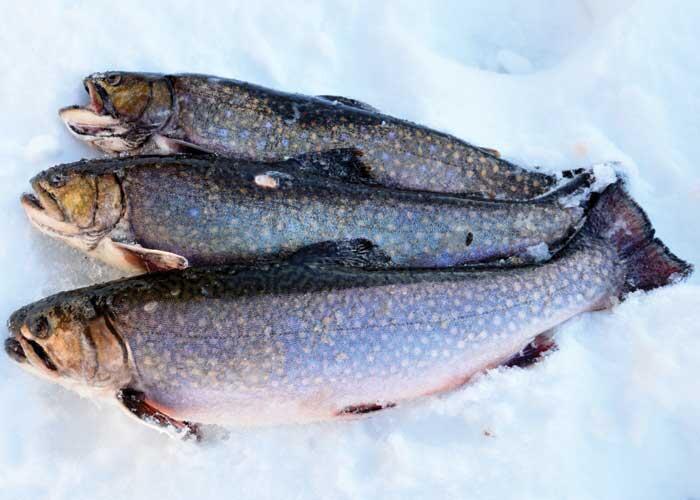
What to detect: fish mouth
<box><xmin>5</xmin><ymin>328</ymin><xmax>57</xmax><ymax>374</ymax></box>
<box><xmin>5</xmin><ymin>337</ymin><xmax>26</xmax><ymax>364</ymax></box>
<box><xmin>58</xmin><ymin>81</ymin><xmax>134</xmax><ymax>152</ymax></box>
<box><xmin>20</xmin><ymin>190</ymin><xmax>82</xmax><ymax>240</ymax></box>
<box><xmin>85</xmin><ymin>80</ymin><xmax>105</xmax><ymax>114</ymax></box>
<box><xmin>58</xmin><ymin>106</ymin><xmax>129</xmax><ymax>139</ymax></box>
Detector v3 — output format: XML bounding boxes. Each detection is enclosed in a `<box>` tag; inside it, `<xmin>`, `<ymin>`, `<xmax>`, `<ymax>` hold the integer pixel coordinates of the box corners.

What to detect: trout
<box><xmin>5</xmin><ymin>183</ymin><xmax>691</xmax><ymax>439</ymax></box>
<box><xmin>59</xmin><ymin>71</ymin><xmax>574</xmax><ymax>200</ymax></box>
<box><xmin>21</xmin><ymin>150</ymin><xmax>594</xmax><ymax>273</ymax></box>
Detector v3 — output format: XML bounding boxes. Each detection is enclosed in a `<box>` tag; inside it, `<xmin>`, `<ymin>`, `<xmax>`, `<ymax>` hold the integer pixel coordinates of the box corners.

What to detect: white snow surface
<box><xmin>1</xmin><ymin>1</ymin><xmax>699</xmax><ymax>499</ymax></box>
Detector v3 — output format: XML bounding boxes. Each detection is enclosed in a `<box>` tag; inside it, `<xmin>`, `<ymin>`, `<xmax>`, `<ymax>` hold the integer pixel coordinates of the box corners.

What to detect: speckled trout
<box><xmin>6</xmin><ymin>183</ymin><xmax>690</xmax><ymax>439</ymax></box>
<box><xmin>20</xmin><ymin>150</ymin><xmax>594</xmax><ymax>273</ymax></box>
<box><xmin>59</xmin><ymin>71</ymin><xmax>574</xmax><ymax>200</ymax></box>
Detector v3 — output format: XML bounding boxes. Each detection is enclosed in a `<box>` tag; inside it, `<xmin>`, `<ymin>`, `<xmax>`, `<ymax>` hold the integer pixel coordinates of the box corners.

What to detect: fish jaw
<box><xmin>21</xmin><ymin>193</ymin><xmax>147</xmax><ymax>274</ymax></box>
<box><xmin>4</xmin><ymin>323</ymin><xmax>61</xmax><ymax>384</ymax></box>
<box><xmin>58</xmin><ymin>106</ymin><xmax>135</xmax><ymax>153</ymax></box>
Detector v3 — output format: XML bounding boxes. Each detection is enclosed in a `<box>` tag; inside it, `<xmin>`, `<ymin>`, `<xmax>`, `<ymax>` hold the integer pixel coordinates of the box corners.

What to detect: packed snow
<box><xmin>1</xmin><ymin>1</ymin><xmax>698</xmax><ymax>499</ymax></box>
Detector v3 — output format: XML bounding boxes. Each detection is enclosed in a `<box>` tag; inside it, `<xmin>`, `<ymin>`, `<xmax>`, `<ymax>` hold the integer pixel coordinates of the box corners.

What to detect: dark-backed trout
<box><xmin>59</xmin><ymin>72</ymin><xmax>577</xmax><ymax>200</ymax></box>
<box><xmin>21</xmin><ymin>151</ymin><xmax>595</xmax><ymax>273</ymax></box>
<box><xmin>6</xmin><ymin>183</ymin><xmax>690</xmax><ymax>438</ymax></box>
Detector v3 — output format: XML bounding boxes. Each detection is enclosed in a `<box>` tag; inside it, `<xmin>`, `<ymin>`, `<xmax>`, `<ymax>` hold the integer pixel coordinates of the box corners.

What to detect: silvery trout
<box><xmin>5</xmin><ymin>182</ymin><xmax>691</xmax><ymax>439</ymax></box>
<box><xmin>21</xmin><ymin>150</ymin><xmax>594</xmax><ymax>273</ymax></box>
<box><xmin>59</xmin><ymin>71</ymin><xmax>576</xmax><ymax>200</ymax></box>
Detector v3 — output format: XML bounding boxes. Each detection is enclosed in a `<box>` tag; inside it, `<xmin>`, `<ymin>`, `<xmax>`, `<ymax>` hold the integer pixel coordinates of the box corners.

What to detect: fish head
<box><xmin>59</xmin><ymin>72</ymin><xmax>173</xmax><ymax>154</ymax></box>
<box><xmin>21</xmin><ymin>166</ymin><xmax>123</xmax><ymax>252</ymax></box>
<box><xmin>6</xmin><ymin>295</ymin><xmax>130</xmax><ymax>391</ymax></box>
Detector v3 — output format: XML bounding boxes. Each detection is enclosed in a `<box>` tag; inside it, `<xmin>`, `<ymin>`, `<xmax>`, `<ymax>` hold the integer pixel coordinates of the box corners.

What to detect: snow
<box><xmin>1</xmin><ymin>1</ymin><xmax>698</xmax><ymax>499</ymax></box>
<box><xmin>525</xmin><ymin>242</ymin><xmax>551</xmax><ymax>263</ymax></box>
<box><xmin>591</xmin><ymin>162</ymin><xmax>620</xmax><ymax>192</ymax></box>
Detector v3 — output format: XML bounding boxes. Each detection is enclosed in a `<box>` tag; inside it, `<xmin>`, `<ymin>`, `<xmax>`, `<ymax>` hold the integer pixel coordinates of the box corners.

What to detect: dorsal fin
<box><xmin>287</xmin><ymin>239</ymin><xmax>391</xmax><ymax>268</ymax></box>
<box><xmin>317</xmin><ymin>95</ymin><xmax>379</xmax><ymax>113</ymax></box>
<box><xmin>287</xmin><ymin>148</ymin><xmax>376</xmax><ymax>185</ymax></box>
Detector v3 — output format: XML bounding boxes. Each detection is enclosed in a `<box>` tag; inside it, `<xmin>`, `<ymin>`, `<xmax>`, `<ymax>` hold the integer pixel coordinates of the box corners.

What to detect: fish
<box><xmin>5</xmin><ymin>182</ymin><xmax>691</xmax><ymax>439</ymax></box>
<box><xmin>20</xmin><ymin>150</ymin><xmax>596</xmax><ymax>274</ymax></box>
<box><xmin>59</xmin><ymin>71</ymin><xmax>578</xmax><ymax>200</ymax></box>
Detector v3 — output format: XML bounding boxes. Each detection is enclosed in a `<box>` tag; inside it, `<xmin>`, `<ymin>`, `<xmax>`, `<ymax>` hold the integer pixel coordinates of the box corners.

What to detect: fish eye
<box><xmin>48</xmin><ymin>173</ymin><xmax>66</xmax><ymax>188</ymax></box>
<box><xmin>29</xmin><ymin>315</ymin><xmax>51</xmax><ymax>339</ymax></box>
<box><xmin>105</xmin><ymin>74</ymin><xmax>122</xmax><ymax>86</ymax></box>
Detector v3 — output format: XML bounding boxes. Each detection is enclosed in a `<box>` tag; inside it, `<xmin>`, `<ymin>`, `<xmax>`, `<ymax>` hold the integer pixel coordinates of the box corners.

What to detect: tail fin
<box><xmin>586</xmin><ymin>181</ymin><xmax>692</xmax><ymax>294</ymax></box>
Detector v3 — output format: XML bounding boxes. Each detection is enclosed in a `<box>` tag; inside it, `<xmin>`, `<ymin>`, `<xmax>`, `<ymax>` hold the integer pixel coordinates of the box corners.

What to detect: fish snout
<box><xmin>4</xmin><ymin>337</ymin><xmax>26</xmax><ymax>364</ymax></box>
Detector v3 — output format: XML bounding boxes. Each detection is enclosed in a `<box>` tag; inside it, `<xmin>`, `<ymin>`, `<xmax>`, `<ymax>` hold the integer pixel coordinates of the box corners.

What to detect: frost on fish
<box><xmin>5</xmin><ymin>182</ymin><xmax>691</xmax><ymax>436</ymax></box>
<box><xmin>525</xmin><ymin>242</ymin><xmax>551</xmax><ymax>262</ymax></box>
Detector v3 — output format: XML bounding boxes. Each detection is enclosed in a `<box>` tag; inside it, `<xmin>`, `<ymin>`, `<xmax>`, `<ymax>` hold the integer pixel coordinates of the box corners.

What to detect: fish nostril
<box><xmin>48</xmin><ymin>174</ymin><xmax>66</xmax><ymax>188</ymax></box>
<box><xmin>4</xmin><ymin>338</ymin><xmax>26</xmax><ymax>363</ymax></box>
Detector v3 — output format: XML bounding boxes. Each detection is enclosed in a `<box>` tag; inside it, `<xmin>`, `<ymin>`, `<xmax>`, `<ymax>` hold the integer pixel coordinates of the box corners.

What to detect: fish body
<box><xmin>59</xmin><ymin>72</ymin><xmax>572</xmax><ymax>200</ymax></box>
<box><xmin>6</xmin><ymin>183</ymin><xmax>691</xmax><ymax>433</ymax></box>
<box><xmin>22</xmin><ymin>152</ymin><xmax>593</xmax><ymax>273</ymax></box>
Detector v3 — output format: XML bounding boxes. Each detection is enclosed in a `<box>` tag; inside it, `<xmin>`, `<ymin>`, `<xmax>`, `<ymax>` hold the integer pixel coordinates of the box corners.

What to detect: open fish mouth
<box><xmin>58</xmin><ymin>81</ymin><xmax>134</xmax><ymax>152</ymax></box>
<box><xmin>5</xmin><ymin>330</ymin><xmax>57</xmax><ymax>374</ymax></box>
<box><xmin>58</xmin><ymin>106</ymin><xmax>129</xmax><ymax>139</ymax></box>
<box><xmin>20</xmin><ymin>191</ymin><xmax>83</xmax><ymax>239</ymax></box>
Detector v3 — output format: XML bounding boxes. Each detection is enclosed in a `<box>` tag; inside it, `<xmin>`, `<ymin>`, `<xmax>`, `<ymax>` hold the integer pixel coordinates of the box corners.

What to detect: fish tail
<box><xmin>586</xmin><ymin>181</ymin><xmax>692</xmax><ymax>294</ymax></box>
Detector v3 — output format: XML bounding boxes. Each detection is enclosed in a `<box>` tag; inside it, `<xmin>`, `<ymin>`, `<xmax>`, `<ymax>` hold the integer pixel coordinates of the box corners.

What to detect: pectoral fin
<box><xmin>288</xmin><ymin>238</ymin><xmax>391</xmax><ymax>268</ymax></box>
<box><xmin>110</xmin><ymin>240</ymin><xmax>189</xmax><ymax>272</ymax></box>
<box><xmin>318</xmin><ymin>95</ymin><xmax>379</xmax><ymax>113</ymax></box>
<box><xmin>117</xmin><ymin>388</ymin><xmax>201</xmax><ymax>441</ymax></box>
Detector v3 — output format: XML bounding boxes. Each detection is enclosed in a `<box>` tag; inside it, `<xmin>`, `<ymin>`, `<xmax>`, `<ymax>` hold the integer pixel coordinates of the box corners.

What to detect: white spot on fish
<box><xmin>143</xmin><ymin>302</ymin><xmax>158</xmax><ymax>313</ymax></box>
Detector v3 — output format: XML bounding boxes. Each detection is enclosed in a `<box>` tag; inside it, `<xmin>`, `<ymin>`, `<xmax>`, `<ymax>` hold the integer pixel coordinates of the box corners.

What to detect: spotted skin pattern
<box><xmin>7</xmin><ymin>233</ymin><xmax>623</xmax><ymax>427</ymax></box>
<box><xmin>33</xmin><ymin>155</ymin><xmax>590</xmax><ymax>269</ymax></box>
<box><xmin>156</xmin><ymin>74</ymin><xmax>557</xmax><ymax>199</ymax></box>
<box><xmin>123</xmin><ymin>157</ymin><xmax>588</xmax><ymax>267</ymax></box>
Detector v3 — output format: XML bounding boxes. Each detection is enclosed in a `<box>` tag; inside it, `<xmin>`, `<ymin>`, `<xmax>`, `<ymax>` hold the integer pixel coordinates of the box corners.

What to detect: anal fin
<box><xmin>336</xmin><ymin>401</ymin><xmax>396</xmax><ymax>416</ymax></box>
<box><xmin>505</xmin><ymin>332</ymin><xmax>556</xmax><ymax>368</ymax></box>
<box><xmin>117</xmin><ymin>388</ymin><xmax>200</xmax><ymax>441</ymax></box>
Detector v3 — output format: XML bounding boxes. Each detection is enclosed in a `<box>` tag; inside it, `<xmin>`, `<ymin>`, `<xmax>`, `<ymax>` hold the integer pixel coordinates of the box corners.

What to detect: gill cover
<box><xmin>29</xmin><ymin>170</ymin><xmax>123</xmax><ymax>234</ymax></box>
<box><xmin>86</xmin><ymin>72</ymin><xmax>173</xmax><ymax>129</ymax></box>
<box><xmin>7</xmin><ymin>297</ymin><xmax>131</xmax><ymax>389</ymax></box>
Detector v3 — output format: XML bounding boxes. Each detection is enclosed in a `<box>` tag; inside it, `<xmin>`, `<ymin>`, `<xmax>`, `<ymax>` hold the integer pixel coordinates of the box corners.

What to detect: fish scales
<box><xmin>112</xmin><ymin>236</ymin><xmax>619</xmax><ymax>424</ymax></box>
<box><xmin>169</xmin><ymin>75</ymin><xmax>552</xmax><ymax>198</ymax></box>
<box><xmin>6</xmin><ymin>183</ymin><xmax>691</xmax><ymax>435</ymax></box>
<box><xmin>24</xmin><ymin>154</ymin><xmax>592</xmax><ymax>272</ymax></box>
<box><xmin>60</xmin><ymin>72</ymin><xmax>567</xmax><ymax>200</ymax></box>
<box><xmin>124</xmin><ymin>159</ymin><xmax>583</xmax><ymax>267</ymax></box>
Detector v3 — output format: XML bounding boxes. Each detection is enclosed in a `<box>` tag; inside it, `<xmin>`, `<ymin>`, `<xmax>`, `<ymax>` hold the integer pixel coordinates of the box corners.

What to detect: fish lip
<box><xmin>19</xmin><ymin>325</ymin><xmax>57</xmax><ymax>372</ymax></box>
<box><xmin>23</xmin><ymin>337</ymin><xmax>57</xmax><ymax>372</ymax></box>
<box><xmin>58</xmin><ymin>106</ymin><xmax>126</xmax><ymax>139</ymax></box>
<box><xmin>21</xmin><ymin>190</ymin><xmax>84</xmax><ymax>240</ymax></box>
<box><xmin>4</xmin><ymin>337</ymin><xmax>26</xmax><ymax>364</ymax></box>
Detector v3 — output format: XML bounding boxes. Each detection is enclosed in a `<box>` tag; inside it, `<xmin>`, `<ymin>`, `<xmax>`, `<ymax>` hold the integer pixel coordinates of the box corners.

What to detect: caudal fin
<box><xmin>586</xmin><ymin>182</ymin><xmax>692</xmax><ymax>294</ymax></box>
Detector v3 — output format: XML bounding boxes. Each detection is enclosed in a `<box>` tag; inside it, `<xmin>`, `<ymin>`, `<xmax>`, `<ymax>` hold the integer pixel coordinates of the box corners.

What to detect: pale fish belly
<box><xmin>119</xmin><ymin>240</ymin><xmax>622</xmax><ymax>426</ymax></box>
